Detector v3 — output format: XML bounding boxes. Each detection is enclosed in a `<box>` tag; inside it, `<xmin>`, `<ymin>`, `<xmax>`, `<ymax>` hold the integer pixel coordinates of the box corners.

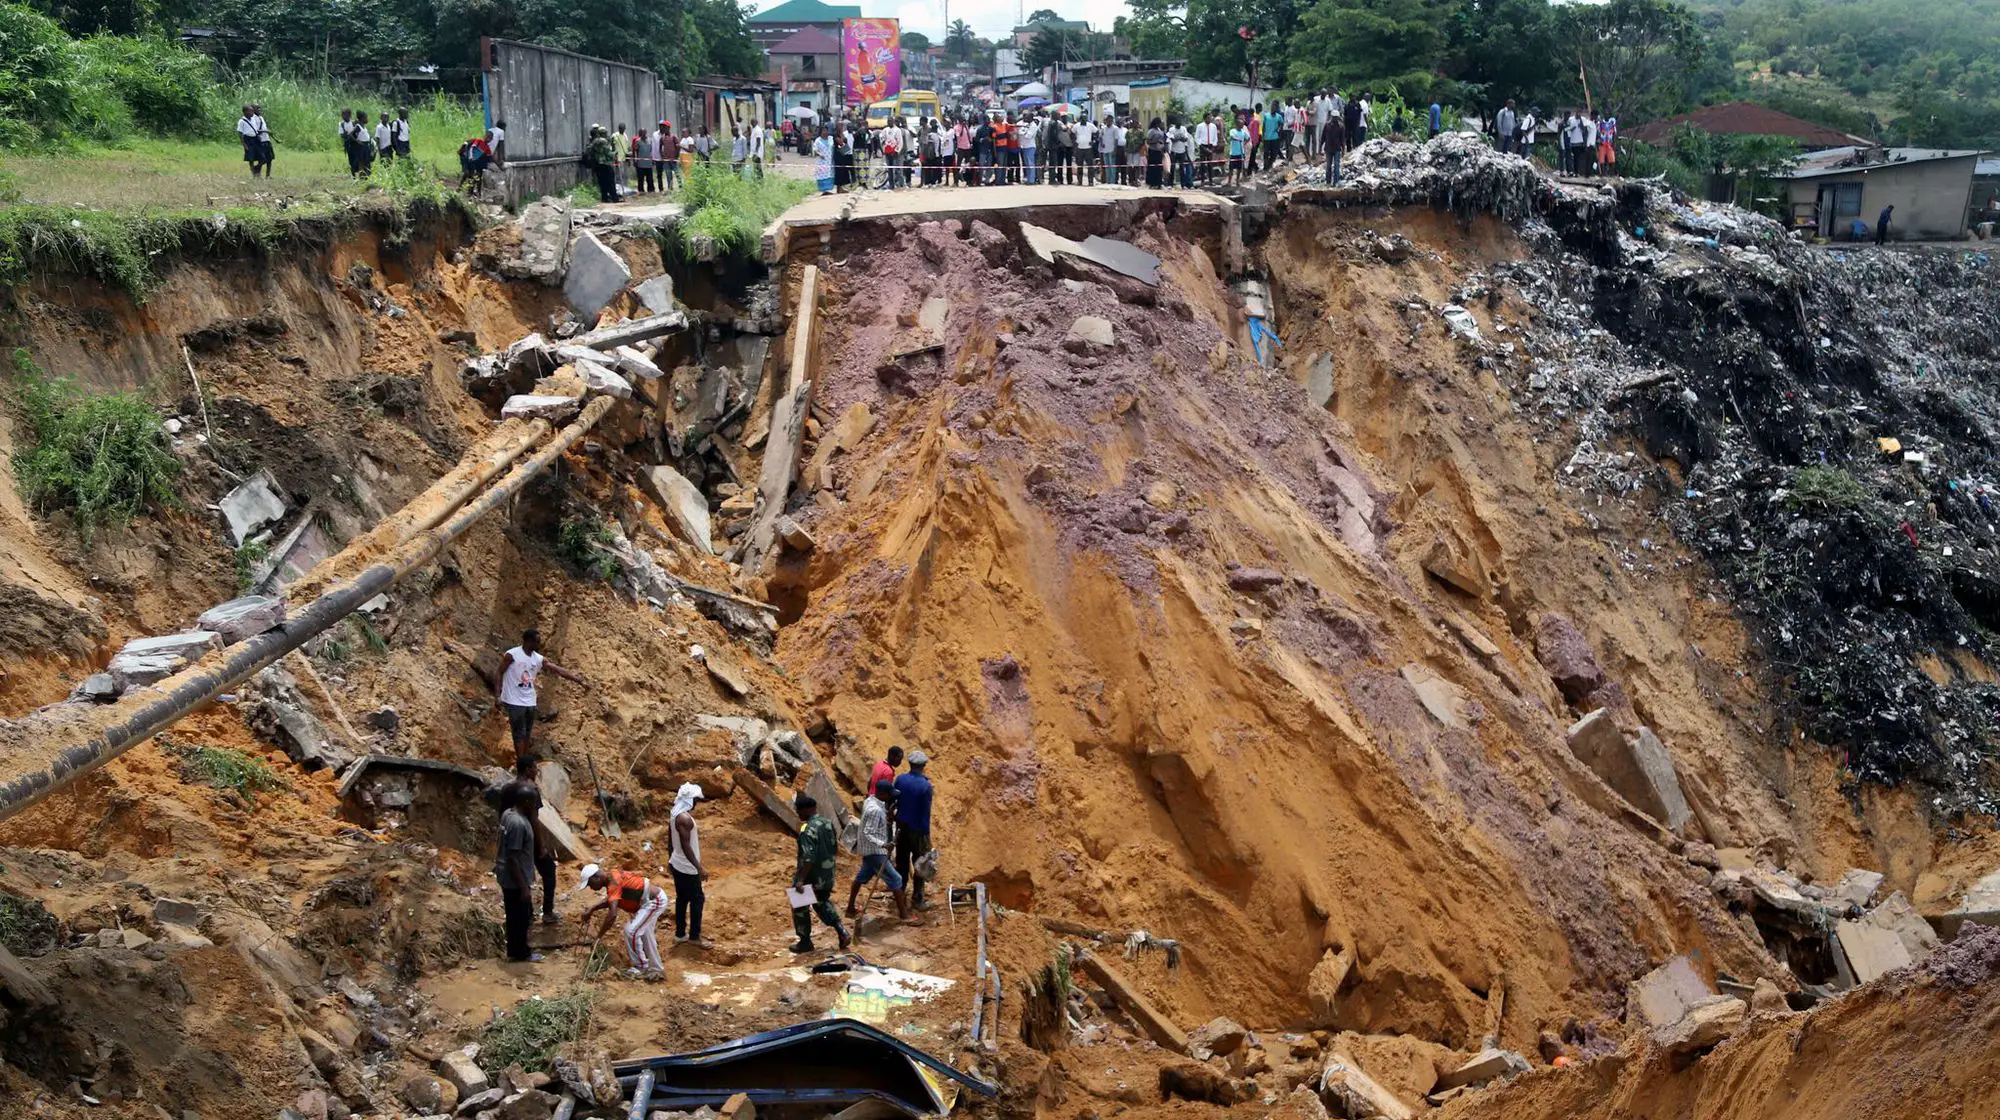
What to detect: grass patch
<box><xmin>666</xmin><ymin>163</ymin><xmax>809</xmax><ymax>261</ymax></box>
<box><xmin>355</xmin><ymin>616</ymin><xmax>388</xmax><ymax>656</ymax></box>
<box><xmin>1787</xmin><ymin>465</ymin><xmax>1872</xmax><ymax>512</ymax></box>
<box><xmin>557</xmin><ymin>515</ymin><xmax>624</xmax><ymax>582</ymax></box>
<box><xmin>175</xmin><ymin>743</ymin><xmax>289</xmax><ymax>802</ymax></box>
<box><xmin>0</xmin><ymin>889</ymin><xmax>61</xmax><ymax>956</ymax></box>
<box><xmin>478</xmin><ymin>988</ymin><xmax>596</xmax><ymax>1075</ymax></box>
<box><xmin>8</xmin><ymin>349</ymin><xmax>180</xmax><ymax>539</ymax></box>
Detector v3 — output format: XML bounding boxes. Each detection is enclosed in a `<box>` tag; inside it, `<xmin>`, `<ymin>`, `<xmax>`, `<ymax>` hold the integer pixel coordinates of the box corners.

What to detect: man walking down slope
<box><xmin>493</xmin><ymin>629</ymin><xmax>590</xmax><ymax>762</ymax></box>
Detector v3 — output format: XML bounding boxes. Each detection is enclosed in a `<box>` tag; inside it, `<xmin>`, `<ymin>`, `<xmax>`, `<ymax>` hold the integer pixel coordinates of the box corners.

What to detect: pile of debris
<box><xmin>1426</xmin><ymin>169</ymin><xmax>2000</xmax><ymax>812</ymax></box>
<box><xmin>1285</xmin><ymin>133</ymin><xmax>1544</xmax><ymax>220</ymax></box>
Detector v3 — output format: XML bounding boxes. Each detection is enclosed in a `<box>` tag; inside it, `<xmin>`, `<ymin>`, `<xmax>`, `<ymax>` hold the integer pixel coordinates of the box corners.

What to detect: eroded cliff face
<box><xmin>1</xmin><ymin>153</ymin><xmax>1996</xmax><ymax>1120</ymax></box>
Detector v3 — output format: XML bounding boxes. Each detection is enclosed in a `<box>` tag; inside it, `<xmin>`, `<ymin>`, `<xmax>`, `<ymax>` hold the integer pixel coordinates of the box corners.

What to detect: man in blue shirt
<box><xmin>1429</xmin><ymin>101</ymin><xmax>1442</xmax><ymax>138</ymax></box>
<box><xmin>1261</xmin><ymin>104</ymin><xmax>1284</xmax><ymax>168</ymax></box>
<box><xmin>892</xmin><ymin>751</ymin><xmax>935</xmax><ymax>909</ymax></box>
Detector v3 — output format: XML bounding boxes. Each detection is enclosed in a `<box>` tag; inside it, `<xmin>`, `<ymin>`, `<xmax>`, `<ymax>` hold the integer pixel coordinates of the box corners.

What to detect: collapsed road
<box><xmin>0</xmin><ymin>139</ymin><xmax>1996</xmax><ymax>1120</ymax></box>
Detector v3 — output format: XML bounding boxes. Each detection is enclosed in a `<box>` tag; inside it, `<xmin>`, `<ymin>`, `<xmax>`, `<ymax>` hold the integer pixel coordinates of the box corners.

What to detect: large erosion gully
<box><xmin>0</xmin><ymin>395</ymin><xmax>616</xmax><ymax>822</ymax></box>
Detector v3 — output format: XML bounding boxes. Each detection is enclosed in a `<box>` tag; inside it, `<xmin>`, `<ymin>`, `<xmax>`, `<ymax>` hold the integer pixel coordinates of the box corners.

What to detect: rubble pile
<box><xmin>1286</xmin><ymin>133</ymin><xmax>1544</xmax><ymax>220</ymax></box>
<box><xmin>1437</xmin><ymin>172</ymin><xmax>2000</xmax><ymax>812</ymax></box>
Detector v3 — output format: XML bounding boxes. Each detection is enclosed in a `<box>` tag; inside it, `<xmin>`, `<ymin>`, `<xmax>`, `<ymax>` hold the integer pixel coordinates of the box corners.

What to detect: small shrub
<box><xmin>1787</xmin><ymin>465</ymin><xmax>1871</xmax><ymax>512</ymax></box>
<box><xmin>234</xmin><ymin>540</ymin><xmax>270</xmax><ymax>590</ymax></box>
<box><xmin>369</xmin><ymin>152</ymin><xmax>453</xmax><ymax>210</ymax></box>
<box><xmin>665</xmin><ymin>164</ymin><xmax>808</xmax><ymax>261</ymax></box>
<box><xmin>0</xmin><ymin>2</ymin><xmax>83</xmax><ymax>145</ymax></box>
<box><xmin>354</xmin><ymin>615</ymin><xmax>387</xmax><ymax>656</ymax></box>
<box><xmin>0</xmin><ymin>889</ymin><xmax>61</xmax><ymax>956</ymax></box>
<box><xmin>478</xmin><ymin>989</ymin><xmax>595</xmax><ymax>1075</ymax></box>
<box><xmin>176</xmin><ymin>743</ymin><xmax>289</xmax><ymax>802</ymax></box>
<box><xmin>8</xmin><ymin>350</ymin><xmax>180</xmax><ymax>538</ymax></box>
<box><xmin>74</xmin><ymin>35</ymin><xmax>222</xmax><ymax>136</ymax></box>
<box><xmin>557</xmin><ymin>515</ymin><xmax>623</xmax><ymax>581</ymax></box>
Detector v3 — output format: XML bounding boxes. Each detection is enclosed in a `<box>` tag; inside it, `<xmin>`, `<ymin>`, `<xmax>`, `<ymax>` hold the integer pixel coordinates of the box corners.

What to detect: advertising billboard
<box><xmin>842</xmin><ymin>17</ymin><xmax>901</xmax><ymax>106</ymax></box>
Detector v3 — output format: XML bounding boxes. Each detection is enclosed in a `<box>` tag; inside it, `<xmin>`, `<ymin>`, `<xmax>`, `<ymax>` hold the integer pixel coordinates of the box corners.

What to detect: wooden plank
<box><xmin>574</xmin><ymin>311</ymin><xmax>691</xmax><ymax>351</ymax></box>
<box><xmin>739</xmin><ymin>265</ymin><xmax>819</xmax><ymax>576</ymax></box>
<box><xmin>732</xmin><ymin>765</ymin><xmax>802</xmax><ymax>832</ymax></box>
<box><xmin>1074</xmin><ymin>948</ymin><xmax>1186</xmax><ymax>1054</ymax></box>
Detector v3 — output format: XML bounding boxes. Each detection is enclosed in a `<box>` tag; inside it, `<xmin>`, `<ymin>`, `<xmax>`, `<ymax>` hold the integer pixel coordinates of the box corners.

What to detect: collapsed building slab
<box><xmin>1564</xmin><ymin>711</ymin><xmax>1692</xmax><ymax>832</ymax></box>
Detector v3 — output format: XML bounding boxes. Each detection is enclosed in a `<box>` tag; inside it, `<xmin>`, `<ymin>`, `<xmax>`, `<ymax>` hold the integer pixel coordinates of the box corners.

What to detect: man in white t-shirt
<box><xmin>492</xmin><ymin>628</ymin><xmax>589</xmax><ymax>758</ymax></box>
<box><xmin>749</xmin><ymin>121</ymin><xmax>767</xmax><ymax>178</ymax></box>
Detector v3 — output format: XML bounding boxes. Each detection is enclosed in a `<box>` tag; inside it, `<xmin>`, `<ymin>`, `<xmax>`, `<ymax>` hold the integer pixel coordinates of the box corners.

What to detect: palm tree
<box><xmin>946</xmin><ymin>19</ymin><xmax>975</xmax><ymax>61</ymax></box>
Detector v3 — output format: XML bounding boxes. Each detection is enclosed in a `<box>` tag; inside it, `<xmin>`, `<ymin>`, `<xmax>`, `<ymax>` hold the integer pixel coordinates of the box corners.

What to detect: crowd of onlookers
<box><xmin>779</xmin><ymin>90</ymin><xmax>1439</xmax><ymax>194</ymax></box>
<box><xmin>1492</xmin><ymin>100</ymin><xmax>1619</xmax><ymax>176</ymax></box>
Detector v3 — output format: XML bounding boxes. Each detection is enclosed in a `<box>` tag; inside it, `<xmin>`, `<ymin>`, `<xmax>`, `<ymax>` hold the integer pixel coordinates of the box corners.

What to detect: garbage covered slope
<box><xmin>1510</xmin><ymin>181</ymin><xmax>2000</xmax><ymax>814</ymax></box>
<box><xmin>769</xmin><ymin>209</ymin><xmax>1774</xmax><ymax>1047</ymax></box>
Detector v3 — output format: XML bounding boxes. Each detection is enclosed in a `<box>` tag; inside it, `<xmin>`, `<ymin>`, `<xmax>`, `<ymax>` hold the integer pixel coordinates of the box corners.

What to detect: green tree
<box><xmin>1113</xmin><ymin>0</ymin><xmax>1191</xmax><ymax>59</ymax></box>
<box><xmin>1288</xmin><ymin>0</ymin><xmax>1448</xmax><ymax>96</ymax></box>
<box><xmin>1555</xmin><ymin>0</ymin><xmax>1707</xmax><ymax>119</ymax></box>
<box><xmin>900</xmin><ymin>30</ymin><xmax>930</xmax><ymax>52</ymax></box>
<box><xmin>1441</xmin><ymin>0</ymin><xmax>1561</xmax><ymax>110</ymax></box>
<box><xmin>1023</xmin><ymin>26</ymin><xmax>1110</xmax><ymax>70</ymax></box>
<box><xmin>946</xmin><ymin>18</ymin><xmax>975</xmax><ymax>60</ymax></box>
<box><xmin>1025</xmin><ymin>7</ymin><xmax>1062</xmax><ymax>24</ymax></box>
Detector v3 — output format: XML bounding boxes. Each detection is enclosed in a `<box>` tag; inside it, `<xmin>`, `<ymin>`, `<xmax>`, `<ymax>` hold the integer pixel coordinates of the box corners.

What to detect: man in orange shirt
<box><xmin>580</xmin><ymin>864</ymin><xmax>669</xmax><ymax>980</ymax></box>
<box><xmin>993</xmin><ymin>114</ymin><xmax>1016</xmax><ymax>184</ymax></box>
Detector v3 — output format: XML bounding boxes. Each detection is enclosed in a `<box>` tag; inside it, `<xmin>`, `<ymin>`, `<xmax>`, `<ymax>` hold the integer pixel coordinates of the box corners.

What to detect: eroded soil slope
<box><xmin>771</xmin><ymin>205</ymin><xmax>1783</xmax><ymax>1052</ymax></box>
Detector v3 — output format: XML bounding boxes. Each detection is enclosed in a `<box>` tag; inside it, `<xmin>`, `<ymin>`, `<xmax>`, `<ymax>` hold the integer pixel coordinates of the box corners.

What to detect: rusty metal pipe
<box><xmin>0</xmin><ymin>397</ymin><xmax>612</xmax><ymax>822</ymax></box>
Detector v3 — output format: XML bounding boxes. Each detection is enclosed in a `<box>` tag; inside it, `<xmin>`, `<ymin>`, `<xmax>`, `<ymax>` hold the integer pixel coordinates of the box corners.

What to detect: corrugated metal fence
<box><xmin>481</xmin><ymin>37</ymin><xmax>685</xmax><ymax>206</ymax></box>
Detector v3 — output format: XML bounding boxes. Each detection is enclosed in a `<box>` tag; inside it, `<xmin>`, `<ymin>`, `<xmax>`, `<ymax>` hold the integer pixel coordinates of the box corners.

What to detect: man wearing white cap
<box><xmin>668</xmin><ymin>782</ymin><xmax>707</xmax><ymax>947</ymax></box>
<box><xmin>579</xmin><ymin>864</ymin><xmax>668</xmax><ymax>980</ymax></box>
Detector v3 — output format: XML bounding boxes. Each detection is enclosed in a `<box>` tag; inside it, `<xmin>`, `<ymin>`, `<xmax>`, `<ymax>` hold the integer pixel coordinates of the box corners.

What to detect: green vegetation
<box><xmin>8</xmin><ymin>350</ymin><xmax>180</xmax><ymax>539</ymax></box>
<box><xmin>175</xmin><ymin>743</ymin><xmax>290</xmax><ymax>802</ymax></box>
<box><xmin>234</xmin><ymin>541</ymin><xmax>270</xmax><ymax>590</ymax></box>
<box><xmin>1110</xmin><ymin>0</ymin><xmax>2000</xmax><ymax>147</ymax></box>
<box><xmin>1787</xmin><ymin>465</ymin><xmax>1872</xmax><ymax>512</ymax></box>
<box><xmin>0</xmin><ymin>888</ymin><xmax>61</xmax><ymax>956</ymax></box>
<box><xmin>25</xmin><ymin>0</ymin><xmax>760</xmax><ymax>93</ymax></box>
<box><xmin>557</xmin><ymin>515</ymin><xmax>624</xmax><ymax>582</ymax></box>
<box><xmin>667</xmin><ymin>164</ymin><xmax>809</xmax><ymax>261</ymax></box>
<box><xmin>1697</xmin><ymin>0</ymin><xmax>2000</xmax><ymax>146</ymax></box>
<box><xmin>355</xmin><ymin>615</ymin><xmax>388</xmax><ymax>656</ymax></box>
<box><xmin>478</xmin><ymin>989</ymin><xmax>595</xmax><ymax>1076</ymax></box>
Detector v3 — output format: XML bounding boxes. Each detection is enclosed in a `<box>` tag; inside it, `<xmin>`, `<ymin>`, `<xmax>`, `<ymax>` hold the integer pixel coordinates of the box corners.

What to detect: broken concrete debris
<box><xmin>1627</xmin><ymin>954</ymin><xmax>1714</xmax><ymax>1031</ymax></box>
<box><xmin>1432</xmin><ymin>1047</ymin><xmax>1529</xmax><ymax>1091</ymax></box>
<box><xmin>502</xmin><ymin>198</ymin><xmax>573</xmax><ymax>284</ymax></box>
<box><xmin>244</xmin><ymin>664</ymin><xmax>354</xmax><ymax>773</ymax></box>
<box><xmin>108</xmin><ymin>630</ymin><xmax>221</xmax><ymax>689</ymax></box>
<box><xmin>634</xmin><ymin>274</ymin><xmax>675</xmax><ymax>315</ymax></box>
<box><xmin>197</xmin><ymin>594</ymin><xmax>286</xmax><ymax>645</ymax></box>
<box><xmin>1065</xmin><ymin>315</ymin><xmax>1116</xmax><ymax>350</ymax></box>
<box><xmin>1318</xmin><ymin>1053</ymin><xmax>1412</xmax><ymax>1120</ymax></box>
<box><xmin>1651</xmin><ymin>996</ymin><xmax>1746</xmax><ymax>1057</ymax></box>
<box><xmin>641</xmin><ymin>465</ymin><xmax>714</xmax><ymax>555</ymax></box>
<box><xmin>571</xmin><ymin>358</ymin><xmax>633</xmax><ymax>400</ymax></box>
<box><xmin>1185</xmin><ymin>1016</ymin><xmax>1249</xmax><ymax>1060</ymax></box>
<box><xmin>502</xmin><ymin>394</ymin><xmax>584</xmax><ymax>422</ymax></box>
<box><xmin>1563</xmin><ymin>710</ymin><xmax>1692</xmax><ymax>832</ymax></box>
<box><xmin>563</xmin><ymin>232</ymin><xmax>631</xmax><ymax>317</ymax></box>
<box><xmin>220</xmin><ymin>469</ymin><xmax>288</xmax><ymax>546</ymax></box>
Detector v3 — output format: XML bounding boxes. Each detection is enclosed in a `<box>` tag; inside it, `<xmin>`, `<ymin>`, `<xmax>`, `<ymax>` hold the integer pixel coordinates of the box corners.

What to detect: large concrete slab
<box><xmin>1626</xmin><ymin>954</ymin><xmax>1712</xmax><ymax>1030</ymax></box>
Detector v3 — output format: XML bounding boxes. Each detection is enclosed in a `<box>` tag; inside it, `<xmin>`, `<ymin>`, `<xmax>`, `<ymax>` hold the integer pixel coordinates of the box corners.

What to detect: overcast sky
<box><xmin>877</xmin><ymin>0</ymin><xmax>1128</xmax><ymax>42</ymax></box>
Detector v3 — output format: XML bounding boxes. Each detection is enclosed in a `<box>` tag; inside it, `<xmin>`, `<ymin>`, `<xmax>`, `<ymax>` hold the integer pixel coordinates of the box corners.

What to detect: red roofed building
<box><xmin>1626</xmin><ymin>102</ymin><xmax>1870</xmax><ymax>150</ymax></box>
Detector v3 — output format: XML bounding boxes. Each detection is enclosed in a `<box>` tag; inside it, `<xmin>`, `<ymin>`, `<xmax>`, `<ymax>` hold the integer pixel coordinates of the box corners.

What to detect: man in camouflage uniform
<box><xmin>790</xmin><ymin>792</ymin><xmax>850</xmax><ymax>953</ymax></box>
<box><xmin>587</xmin><ymin>124</ymin><xmax>619</xmax><ymax>203</ymax></box>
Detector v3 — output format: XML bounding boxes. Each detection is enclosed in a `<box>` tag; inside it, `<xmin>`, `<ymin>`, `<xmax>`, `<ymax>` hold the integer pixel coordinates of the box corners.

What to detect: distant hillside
<box><xmin>1688</xmin><ymin>0</ymin><xmax>2000</xmax><ymax>145</ymax></box>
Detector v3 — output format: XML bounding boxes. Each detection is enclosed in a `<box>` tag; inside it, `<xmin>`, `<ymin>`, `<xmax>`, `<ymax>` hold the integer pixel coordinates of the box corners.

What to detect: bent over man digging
<box><xmin>580</xmin><ymin>864</ymin><xmax>668</xmax><ymax>980</ymax></box>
